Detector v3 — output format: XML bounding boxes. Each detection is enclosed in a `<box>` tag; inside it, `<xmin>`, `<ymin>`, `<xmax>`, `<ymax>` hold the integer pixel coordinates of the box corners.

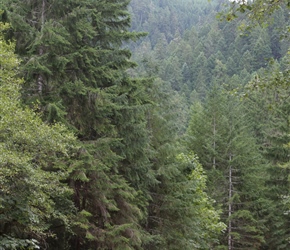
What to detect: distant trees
<box><xmin>1</xmin><ymin>0</ymin><xmax>290</xmax><ymax>248</ymax></box>
<box><xmin>130</xmin><ymin>0</ymin><xmax>290</xmax><ymax>103</ymax></box>
<box><xmin>186</xmin><ymin>86</ymin><xmax>266</xmax><ymax>249</ymax></box>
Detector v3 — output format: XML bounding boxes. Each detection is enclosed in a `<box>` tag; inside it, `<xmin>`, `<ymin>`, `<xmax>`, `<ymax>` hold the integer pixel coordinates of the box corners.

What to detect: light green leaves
<box><xmin>0</xmin><ymin>20</ymin><xmax>76</xmax><ymax>248</ymax></box>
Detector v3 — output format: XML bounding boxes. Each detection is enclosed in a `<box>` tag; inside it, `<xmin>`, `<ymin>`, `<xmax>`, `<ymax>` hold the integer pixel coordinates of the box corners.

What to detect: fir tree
<box><xmin>186</xmin><ymin>86</ymin><xmax>266</xmax><ymax>249</ymax></box>
<box><xmin>246</xmin><ymin>62</ymin><xmax>290</xmax><ymax>249</ymax></box>
<box><xmin>144</xmin><ymin>79</ymin><xmax>225</xmax><ymax>250</ymax></box>
<box><xmin>2</xmin><ymin>0</ymin><xmax>154</xmax><ymax>248</ymax></box>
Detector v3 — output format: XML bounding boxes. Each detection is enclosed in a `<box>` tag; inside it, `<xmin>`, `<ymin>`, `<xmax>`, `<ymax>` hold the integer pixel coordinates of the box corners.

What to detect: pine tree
<box><xmin>186</xmin><ymin>85</ymin><xmax>267</xmax><ymax>249</ymax></box>
<box><xmin>143</xmin><ymin>79</ymin><xmax>225</xmax><ymax>250</ymax></box>
<box><xmin>246</xmin><ymin>62</ymin><xmax>290</xmax><ymax>249</ymax></box>
<box><xmin>2</xmin><ymin>0</ymin><xmax>155</xmax><ymax>249</ymax></box>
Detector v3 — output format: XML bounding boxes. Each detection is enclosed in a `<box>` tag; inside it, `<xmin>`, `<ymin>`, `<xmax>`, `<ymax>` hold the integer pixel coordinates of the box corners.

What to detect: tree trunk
<box><xmin>213</xmin><ymin>115</ymin><xmax>216</xmax><ymax>169</ymax></box>
<box><xmin>37</xmin><ymin>0</ymin><xmax>46</xmax><ymax>94</ymax></box>
<box><xmin>228</xmin><ymin>154</ymin><xmax>233</xmax><ymax>250</ymax></box>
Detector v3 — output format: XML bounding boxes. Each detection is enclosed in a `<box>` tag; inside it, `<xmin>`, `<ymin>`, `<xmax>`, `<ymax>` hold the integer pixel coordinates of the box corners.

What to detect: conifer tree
<box><xmin>186</xmin><ymin>86</ymin><xmax>266</xmax><ymax>249</ymax></box>
<box><xmin>245</xmin><ymin>62</ymin><xmax>290</xmax><ymax>249</ymax></box>
<box><xmin>1</xmin><ymin>0</ymin><xmax>154</xmax><ymax>248</ymax></box>
<box><xmin>263</xmin><ymin>99</ymin><xmax>290</xmax><ymax>249</ymax></box>
<box><xmin>143</xmin><ymin>79</ymin><xmax>225</xmax><ymax>250</ymax></box>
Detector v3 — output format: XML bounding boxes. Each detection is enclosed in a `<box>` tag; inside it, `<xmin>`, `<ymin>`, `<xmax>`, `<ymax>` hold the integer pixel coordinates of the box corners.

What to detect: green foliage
<box><xmin>218</xmin><ymin>0</ymin><xmax>290</xmax><ymax>38</ymax></box>
<box><xmin>129</xmin><ymin>0</ymin><xmax>290</xmax><ymax>248</ymax></box>
<box><xmin>0</xmin><ymin>21</ymin><xmax>76</xmax><ymax>249</ymax></box>
<box><xmin>244</xmin><ymin>59</ymin><xmax>290</xmax><ymax>249</ymax></box>
<box><xmin>186</xmin><ymin>86</ymin><xmax>267</xmax><ymax>249</ymax></box>
<box><xmin>137</xmin><ymin>78</ymin><xmax>225</xmax><ymax>249</ymax></box>
<box><xmin>1</xmin><ymin>0</ymin><xmax>154</xmax><ymax>249</ymax></box>
<box><xmin>2</xmin><ymin>0</ymin><xmax>290</xmax><ymax>248</ymax></box>
<box><xmin>0</xmin><ymin>236</ymin><xmax>40</xmax><ymax>250</ymax></box>
<box><xmin>146</xmin><ymin>151</ymin><xmax>226</xmax><ymax>250</ymax></box>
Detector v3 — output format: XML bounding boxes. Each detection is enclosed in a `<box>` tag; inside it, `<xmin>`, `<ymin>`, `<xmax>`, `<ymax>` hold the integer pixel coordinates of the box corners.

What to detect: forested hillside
<box><xmin>129</xmin><ymin>0</ymin><xmax>290</xmax><ymax>249</ymax></box>
<box><xmin>0</xmin><ymin>0</ymin><xmax>289</xmax><ymax>249</ymax></box>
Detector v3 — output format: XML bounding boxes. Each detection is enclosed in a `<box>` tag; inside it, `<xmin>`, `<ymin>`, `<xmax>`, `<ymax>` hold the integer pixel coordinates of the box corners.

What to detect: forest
<box><xmin>0</xmin><ymin>0</ymin><xmax>289</xmax><ymax>249</ymax></box>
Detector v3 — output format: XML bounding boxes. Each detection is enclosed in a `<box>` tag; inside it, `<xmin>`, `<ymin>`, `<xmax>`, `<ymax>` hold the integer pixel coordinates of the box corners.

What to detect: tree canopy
<box><xmin>1</xmin><ymin>0</ymin><xmax>290</xmax><ymax>248</ymax></box>
<box><xmin>0</xmin><ymin>21</ymin><xmax>76</xmax><ymax>249</ymax></box>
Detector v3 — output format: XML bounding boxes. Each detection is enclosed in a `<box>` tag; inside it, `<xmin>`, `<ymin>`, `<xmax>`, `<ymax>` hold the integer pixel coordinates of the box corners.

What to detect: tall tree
<box><xmin>245</xmin><ymin>62</ymin><xmax>290</xmax><ymax>249</ymax></box>
<box><xmin>143</xmin><ymin>79</ymin><xmax>225</xmax><ymax>250</ymax></box>
<box><xmin>1</xmin><ymin>0</ymin><xmax>154</xmax><ymax>249</ymax></box>
<box><xmin>186</xmin><ymin>86</ymin><xmax>266</xmax><ymax>249</ymax></box>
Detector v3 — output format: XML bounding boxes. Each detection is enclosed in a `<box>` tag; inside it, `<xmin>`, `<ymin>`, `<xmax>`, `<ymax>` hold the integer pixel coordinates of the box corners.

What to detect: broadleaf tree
<box><xmin>0</xmin><ymin>21</ymin><xmax>76</xmax><ymax>250</ymax></box>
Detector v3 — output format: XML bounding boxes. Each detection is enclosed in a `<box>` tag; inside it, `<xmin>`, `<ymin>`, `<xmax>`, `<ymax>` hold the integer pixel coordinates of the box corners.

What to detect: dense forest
<box><xmin>0</xmin><ymin>0</ymin><xmax>289</xmax><ymax>249</ymax></box>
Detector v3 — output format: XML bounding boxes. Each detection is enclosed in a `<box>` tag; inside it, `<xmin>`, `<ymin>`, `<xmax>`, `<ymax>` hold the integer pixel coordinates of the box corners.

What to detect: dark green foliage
<box><xmin>2</xmin><ymin>0</ymin><xmax>290</xmax><ymax>248</ymax></box>
<box><xmin>1</xmin><ymin>0</ymin><xmax>227</xmax><ymax>249</ymax></box>
<box><xmin>244</xmin><ymin>61</ymin><xmax>290</xmax><ymax>249</ymax></box>
<box><xmin>1</xmin><ymin>0</ymin><xmax>154</xmax><ymax>249</ymax></box>
<box><xmin>143</xmin><ymin>80</ymin><xmax>225</xmax><ymax>249</ymax></box>
<box><xmin>186</xmin><ymin>86</ymin><xmax>267</xmax><ymax>249</ymax></box>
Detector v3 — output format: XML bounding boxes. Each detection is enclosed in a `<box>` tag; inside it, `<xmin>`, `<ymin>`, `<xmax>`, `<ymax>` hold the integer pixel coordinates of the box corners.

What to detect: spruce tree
<box><xmin>186</xmin><ymin>86</ymin><xmax>266</xmax><ymax>249</ymax></box>
<box><xmin>2</xmin><ymin>0</ymin><xmax>154</xmax><ymax>249</ymax></box>
<box><xmin>245</xmin><ymin>62</ymin><xmax>290</xmax><ymax>249</ymax></box>
<box><xmin>143</xmin><ymin>79</ymin><xmax>225</xmax><ymax>250</ymax></box>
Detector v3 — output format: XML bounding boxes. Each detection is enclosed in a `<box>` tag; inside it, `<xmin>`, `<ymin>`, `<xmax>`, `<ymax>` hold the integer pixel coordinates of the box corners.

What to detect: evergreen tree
<box><xmin>2</xmin><ymin>0</ymin><xmax>154</xmax><ymax>248</ymax></box>
<box><xmin>162</xmin><ymin>56</ymin><xmax>183</xmax><ymax>90</ymax></box>
<box><xmin>154</xmin><ymin>33</ymin><xmax>168</xmax><ymax>60</ymax></box>
<box><xmin>263</xmin><ymin>98</ymin><xmax>290</xmax><ymax>249</ymax></box>
<box><xmin>144</xmin><ymin>79</ymin><xmax>225</xmax><ymax>250</ymax></box>
<box><xmin>240</xmin><ymin>50</ymin><xmax>255</xmax><ymax>73</ymax></box>
<box><xmin>245</xmin><ymin>62</ymin><xmax>290</xmax><ymax>249</ymax></box>
<box><xmin>186</xmin><ymin>86</ymin><xmax>266</xmax><ymax>249</ymax></box>
<box><xmin>212</xmin><ymin>58</ymin><xmax>228</xmax><ymax>84</ymax></box>
<box><xmin>191</xmin><ymin>51</ymin><xmax>210</xmax><ymax>98</ymax></box>
<box><xmin>226</xmin><ymin>57</ymin><xmax>239</xmax><ymax>76</ymax></box>
<box><xmin>268</xmin><ymin>8</ymin><xmax>286</xmax><ymax>59</ymax></box>
<box><xmin>252</xmin><ymin>37</ymin><xmax>272</xmax><ymax>70</ymax></box>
